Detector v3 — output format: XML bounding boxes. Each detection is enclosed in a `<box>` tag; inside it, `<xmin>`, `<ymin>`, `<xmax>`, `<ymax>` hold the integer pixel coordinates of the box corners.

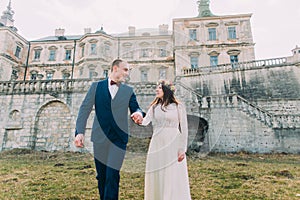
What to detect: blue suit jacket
<box><xmin>75</xmin><ymin>79</ymin><xmax>143</xmax><ymax>144</ymax></box>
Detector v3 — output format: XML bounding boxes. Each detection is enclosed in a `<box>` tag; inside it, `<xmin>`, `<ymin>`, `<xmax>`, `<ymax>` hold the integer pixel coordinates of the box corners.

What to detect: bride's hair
<box><xmin>150</xmin><ymin>79</ymin><xmax>179</xmax><ymax>111</ymax></box>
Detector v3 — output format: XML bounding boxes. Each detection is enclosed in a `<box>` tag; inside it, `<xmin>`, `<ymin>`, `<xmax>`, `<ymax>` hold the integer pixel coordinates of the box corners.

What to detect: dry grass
<box><xmin>0</xmin><ymin>149</ymin><xmax>299</xmax><ymax>200</ymax></box>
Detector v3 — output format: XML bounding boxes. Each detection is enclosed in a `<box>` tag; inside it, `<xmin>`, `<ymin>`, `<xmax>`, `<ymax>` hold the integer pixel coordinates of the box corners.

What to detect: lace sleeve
<box><xmin>178</xmin><ymin>103</ymin><xmax>188</xmax><ymax>152</ymax></box>
<box><xmin>140</xmin><ymin>105</ymin><xmax>154</xmax><ymax>126</ymax></box>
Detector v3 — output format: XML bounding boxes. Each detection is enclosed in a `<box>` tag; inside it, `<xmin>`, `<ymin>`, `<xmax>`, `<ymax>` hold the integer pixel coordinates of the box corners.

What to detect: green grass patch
<box><xmin>0</xmin><ymin>149</ymin><xmax>299</xmax><ymax>199</ymax></box>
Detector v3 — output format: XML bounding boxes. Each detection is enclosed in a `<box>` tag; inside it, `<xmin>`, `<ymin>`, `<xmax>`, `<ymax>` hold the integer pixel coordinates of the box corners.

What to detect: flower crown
<box><xmin>157</xmin><ymin>79</ymin><xmax>176</xmax><ymax>93</ymax></box>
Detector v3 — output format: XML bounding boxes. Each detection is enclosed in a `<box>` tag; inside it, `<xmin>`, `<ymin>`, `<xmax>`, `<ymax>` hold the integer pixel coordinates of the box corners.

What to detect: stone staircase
<box><xmin>175</xmin><ymin>80</ymin><xmax>300</xmax><ymax>129</ymax></box>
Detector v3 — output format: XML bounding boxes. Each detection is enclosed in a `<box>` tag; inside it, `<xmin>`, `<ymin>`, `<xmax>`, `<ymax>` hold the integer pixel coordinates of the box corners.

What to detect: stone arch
<box><xmin>187</xmin><ymin>115</ymin><xmax>209</xmax><ymax>153</ymax></box>
<box><xmin>6</xmin><ymin>109</ymin><xmax>23</xmax><ymax>129</ymax></box>
<box><xmin>2</xmin><ymin>110</ymin><xmax>23</xmax><ymax>150</ymax></box>
<box><xmin>31</xmin><ymin>100</ymin><xmax>72</xmax><ymax>151</ymax></box>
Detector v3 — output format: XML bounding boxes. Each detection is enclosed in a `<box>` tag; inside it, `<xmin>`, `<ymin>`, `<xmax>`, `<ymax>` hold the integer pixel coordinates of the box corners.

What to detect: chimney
<box><xmin>128</xmin><ymin>26</ymin><xmax>136</xmax><ymax>36</ymax></box>
<box><xmin>55</xmin><ymin>28</ymin><xmax>65</xmax><ymax>37</ymax></box>
<box><xmin>159</xmin><ymin>24</ymin><xmax>168</xmax><ymax>35</ymax></box>
<box><xmin>84</xmin><ymin>28</ymin><xmax>92</xmax><ymax>34</ymax></box>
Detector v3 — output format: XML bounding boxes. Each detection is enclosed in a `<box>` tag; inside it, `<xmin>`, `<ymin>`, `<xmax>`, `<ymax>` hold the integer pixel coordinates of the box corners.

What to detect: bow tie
<box><xmin>110</xmin><ymin>80</ymin><xmax>119</xmax><ymax>86</ymax></box>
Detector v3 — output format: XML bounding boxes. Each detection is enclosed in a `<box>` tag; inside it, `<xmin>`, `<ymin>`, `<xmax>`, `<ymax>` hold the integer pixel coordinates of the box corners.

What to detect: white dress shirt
<box><xmin>108</xmin><ymin>78</ymin><xmax>119</xmax><ymax>99</ymax></box>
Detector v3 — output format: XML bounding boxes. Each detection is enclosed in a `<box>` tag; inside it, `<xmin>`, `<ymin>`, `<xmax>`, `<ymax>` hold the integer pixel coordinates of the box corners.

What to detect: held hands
<box><xmin>131</xmin><ymin>112</ymin><xmax>143</xmax><ymax>124</ymax></box>
<box><xmin>178</xmin><ymin>150</ymin><xmax>185</xmax><ymax>162</ymax></box>
<box><xmin>74</xmin><ymin>134</ymin><xmax>84</xmax><ymax>148</ymax></box>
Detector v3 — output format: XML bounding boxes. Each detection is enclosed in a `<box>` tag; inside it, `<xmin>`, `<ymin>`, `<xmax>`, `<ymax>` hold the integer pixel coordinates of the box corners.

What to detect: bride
<box><xmin>139</xmin><ymin>80</ymin><xmax>192</xmax><ymax>200</ymax></box>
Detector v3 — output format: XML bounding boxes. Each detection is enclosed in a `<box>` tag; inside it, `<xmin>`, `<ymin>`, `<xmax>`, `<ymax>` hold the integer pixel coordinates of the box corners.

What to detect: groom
<box><xmin>74</xmin><ymin>59</ymin><xmax>144</xmax><ymax>200</ymax></box>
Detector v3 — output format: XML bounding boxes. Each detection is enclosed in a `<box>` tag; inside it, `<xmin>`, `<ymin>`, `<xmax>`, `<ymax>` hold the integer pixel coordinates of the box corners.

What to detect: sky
<box><xmin>0</xmin><ymin>0</ymin><xmax>299</xmax><ymax>60</ymax></box>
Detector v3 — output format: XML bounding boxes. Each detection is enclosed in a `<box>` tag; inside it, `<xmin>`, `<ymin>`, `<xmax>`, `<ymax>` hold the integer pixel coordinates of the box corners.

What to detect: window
<box><xmin>159</xmin><ymin>69</ymin><xmax>166</xmax><ymax>79</ymax></box>
<box><xmin>230</xmin><ymin>55</ymin><xmax>239</xmax><ymax>68</ymax></box>
<box><xmin>89</xmin><ymin>69</ymin><xmax>95</xmax><ymax>78</ymax></box>
<box><xmin>31</xmin><ymin>74</ymin><xmax>37</xmax><ymax>80</ymax></box>
<box><xmin>141</xmin><ymin>71</ymin><xmax>148</xmax><ymax>82</ymax></box>
<box><xmin>141</xmin><ymin>49</ymin><xmax>149</xmax><ymax>57</ymax></box>
<box><xmin>210</xmin><ymin>56</ymin><xmax>218</xmax><ymax>67</ymax></box>
<box><xmin>228</xmin><ymin>27</ymin><xmax>236</xmax><ymax>39</ymax></box>
<box><xmin>90</xmin><ymin>43</ymin><xmax>97</xmax><ymax>55</ymax></box>
<box><xmin>159</xmin><ymin>47</ymin><xmax>167</xmax><ymax>57</ymax></box>
<box><xmin>124</xmin><ymin>49</ymin><xmax>133</xmax><ymax>58</ymax></box>
<box><xmin>11</xmin><ymin>69</ymin><xmax>18</xmax><ymax>79</ymax></box>
<box><xmin>190</xmin><ymin>57</ymin><xmax>198</xmax><ymax>69</ymax></box>
<box><xmin>34</xmin><ymin>50</ymin><xmax>41</xmax><ymax>60</ymax></box>
<box><xmin>81</xmin><ymin>46</ymin><xmax>85</xmax><ymax>57</ymax></box>
<box><xmin>189</xmin><ymin>29</ymin><xmax>197</xmax><ymax>41</ymax></box>
<box><xmin>104</xmin><ymin>45</ymin><xmax>110</xmax><ymax>54</ymax></box>
<box><xmin>62</xmin><ymin>73</ymin><xmax>70</xmax><ymax>79</ymax></box>
<box><xmin>65</xmin><ymin>49</ymin><xmax>72</xmax><ymax>60</ymax></box>
<box><xmin>15</xmin><ymin>46</ymin><xmax>21</xmax><ymax>58</ymax></box>
<box><xmin>208</xmin><ymin>28</ymin><xmax>217</xmax><ymax>40</ymax></box>
<box><xmin>79</xmin><ymin>68</ymin><xmax>83</xmax><ymax>76</ymax></box>
<box><xmin>49</xmin><ymin>50</ymin><xmax>56</xmax><ymax>61</ymax></box>
<box><xmin>103</xmin><ymin>69</ymin><xmax>108</xmax><ymax>78</ymax></box>
<box><xmin>46</xmin><ymin>72</ymin><xmax>53</xmax><ymax>80</ymax></box>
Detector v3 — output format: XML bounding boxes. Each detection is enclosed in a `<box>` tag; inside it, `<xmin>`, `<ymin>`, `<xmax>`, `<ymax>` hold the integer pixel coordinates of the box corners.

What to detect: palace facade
<box><xmin>0</xmin><ymin>0</ymin><xmax>299</xmax><ymax>153</ymax></box>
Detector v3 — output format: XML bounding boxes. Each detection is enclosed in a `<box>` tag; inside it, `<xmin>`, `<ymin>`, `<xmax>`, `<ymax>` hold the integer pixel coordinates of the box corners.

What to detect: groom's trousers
<box><xmin>93</xmin><ymin>130</ymin><xmax>127</xmax><ymax>200</ymax></box>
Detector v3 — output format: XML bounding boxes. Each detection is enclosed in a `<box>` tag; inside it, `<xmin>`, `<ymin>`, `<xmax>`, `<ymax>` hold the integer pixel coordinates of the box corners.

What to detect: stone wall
<box><xmin>0</xmin><ymin>73</ymin><xmax>299</xmax><ymax>153</ymax></box>
<box><xmin>180</xmin><ymin>62</ymin><xmax>300</xmax><ymax>100</ymax></box>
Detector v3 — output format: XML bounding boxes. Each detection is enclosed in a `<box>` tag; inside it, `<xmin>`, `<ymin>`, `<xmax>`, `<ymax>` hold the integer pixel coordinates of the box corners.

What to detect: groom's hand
<box><xmin>131</xmin><ymin>112</ymin><xmax>143</xmax><ymax>124</ymax></box>
<box><xmin>75</xmin><ymin>134</ymin><xmax>85</xmax><ymax>148</ymax></box>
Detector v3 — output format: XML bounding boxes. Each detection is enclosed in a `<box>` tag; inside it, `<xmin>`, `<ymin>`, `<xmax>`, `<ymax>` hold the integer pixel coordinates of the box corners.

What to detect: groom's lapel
<box><xmin>104</xmin><ymin>79</ymin><xmax>112</xmax><ymax>100</ymax></box>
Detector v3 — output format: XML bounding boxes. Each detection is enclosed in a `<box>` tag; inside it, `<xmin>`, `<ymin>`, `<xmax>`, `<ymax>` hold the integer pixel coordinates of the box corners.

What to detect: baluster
<box><xmin>272</xmin><ymin>116</ymin><xmax>280</xmax><ymax>128</ymax></box>
<box><xmin>265</xmin><ymin>114</ymin><xmax>272</xmax><ymax>127</ymax></box>
<box><xmin>286</xmin><ymin>116</ymin><xmax>294</xmax><ymax>129</ymax></box>
<box><xmin>260</xmin><ymin>112</ymin><xmax>266</xmax><ymax>122</ymax></box>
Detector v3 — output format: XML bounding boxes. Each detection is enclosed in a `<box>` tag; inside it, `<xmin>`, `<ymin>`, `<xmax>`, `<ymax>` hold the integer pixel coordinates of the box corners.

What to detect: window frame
<box><xmin>65</xmin><ymin>49</ymin><xmax>72</xmax><ymax>60</ymax></box>
<box><xmin>210</xmin><ymin>56</ymin><xmax>218</xmax><ymax>67</ymax></box>
<box><xmin>49</xmin><ymin>50</ymin><xmax>56</xmax><ymax>61</ymax></box>
<box><xmin>15</xmin><ymin>46</ymin><xmax>21</xmax><ymax>58</ymax></box>
<box><xmin>190</xmin><ymin>56</ymin><xmax>199</xmax><ymax>69</ymax></box>
<box><xmin>189</xmin><ymin>29</ymin><xmax>197</xmax><ymax>41</ymax></box>
<box><xmin>208</xmin><ymin>28</ymin><xmax>217</xmax><ymax>41</ymax></box>
<box><xmin>228</xmin><ymin>26</ymin><xmax>237</xmax><ymax>39</ymax></box>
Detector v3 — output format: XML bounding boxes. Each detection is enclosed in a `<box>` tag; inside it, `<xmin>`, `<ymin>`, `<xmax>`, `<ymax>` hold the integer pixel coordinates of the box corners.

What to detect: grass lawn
<box><xmin>0</xmin><ymin>149</ymin><xmax>299</xmax><ymax>200</ymax></box>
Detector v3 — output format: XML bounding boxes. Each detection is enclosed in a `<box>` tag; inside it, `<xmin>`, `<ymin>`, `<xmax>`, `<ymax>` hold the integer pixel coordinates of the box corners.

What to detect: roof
<box><xmin>112</xmin><ymin>28</ymin><xmax>172</xmax><ymax>37</ymax></box>
<box><xmin>31</xmin><ymin>35</ymin><xmax>83</xmax><ymax>42</ymax></box>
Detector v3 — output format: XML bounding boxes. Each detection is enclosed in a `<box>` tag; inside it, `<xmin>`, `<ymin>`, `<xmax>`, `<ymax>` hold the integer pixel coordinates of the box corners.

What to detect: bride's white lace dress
<box><xmin>141</xmin><ymin>103</ymin><xmax>191</xmax><ymax>200</ymax></box>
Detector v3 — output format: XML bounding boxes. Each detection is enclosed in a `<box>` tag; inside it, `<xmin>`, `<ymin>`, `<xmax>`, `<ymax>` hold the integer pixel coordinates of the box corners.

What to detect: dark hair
<box><xmin>111</xmin><ymin>59</ymin><xmax>123</xmax><ymax>72</ymax></box>
<box><xmin>150</xmin><ymin>80</ymin><xmax>179</xmax><ymax>111</ymax></box>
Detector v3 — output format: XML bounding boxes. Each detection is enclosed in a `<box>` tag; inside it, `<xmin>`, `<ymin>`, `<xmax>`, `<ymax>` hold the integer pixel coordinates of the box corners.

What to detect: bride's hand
<box><xmin>178</xmin><ymin>150</ymin><xmax>185</xmax><ymax>162</ymax></box>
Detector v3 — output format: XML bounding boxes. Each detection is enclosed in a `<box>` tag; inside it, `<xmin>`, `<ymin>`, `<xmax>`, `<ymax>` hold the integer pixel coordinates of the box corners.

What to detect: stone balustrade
<box><xmin>1</xmin><ymin>78</ymin><xmax>298</xmax><ymax>129</ymax></box>
<box><xmin>0</xmin><ymin>79</ymin><xmax>160</xmax><ymax>96</ymax></box>
<box><xmin>272</xmin><ymin>114</ymin><xmax>300</xmax><ymax>129</ymax></box>
<box><xmin>0</xmin><ymin>79</ymin><xmax>93</xmax><ymax>95</ymax></box>
<box><xmin>197</xmin><ymin>94</ymin><xmax>300</xmax><ymax>129</ymax></box>
<box><xmin>235</xmin><ymin>95</ymin><xmax>273</xmax><ymax>127</ymax></box>
<box><xmin>181</xmin><ymin>57</ymin><xmax>288</xmax><ymax>76</ymax></box>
